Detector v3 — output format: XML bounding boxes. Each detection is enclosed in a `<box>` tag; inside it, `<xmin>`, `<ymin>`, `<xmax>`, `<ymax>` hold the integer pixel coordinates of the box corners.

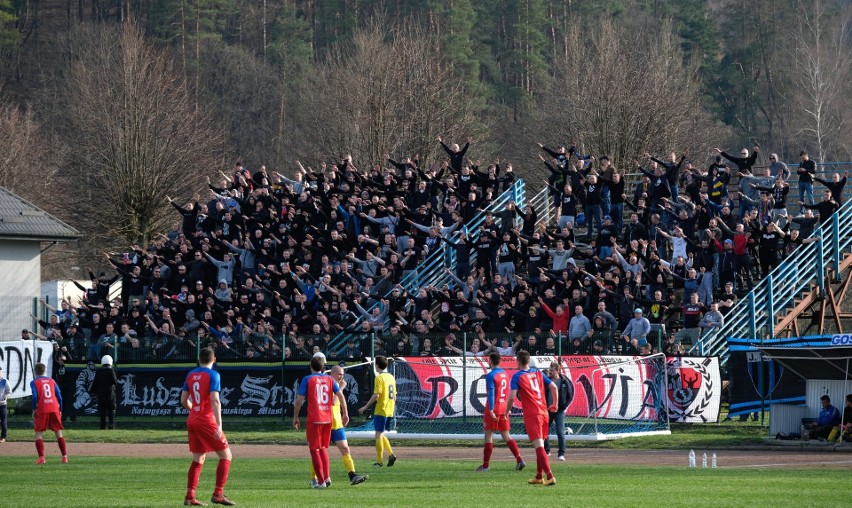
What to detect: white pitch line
<box><xmin>722</xmin><ymin>460</ymin><xmax>852</xmax><ymax>468</ymax></box>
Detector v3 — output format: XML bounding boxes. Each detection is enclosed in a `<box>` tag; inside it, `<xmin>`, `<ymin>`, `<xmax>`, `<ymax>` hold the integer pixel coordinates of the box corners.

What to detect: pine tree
<box><xmin>0</xmin><ymin>0</ymin><xmax>19</xmax><ymax>46</ymax></box>
<box><xmin>425</xmin><ymin>0</ymin><xmax>480</xmax><ymax>89</ymax></box>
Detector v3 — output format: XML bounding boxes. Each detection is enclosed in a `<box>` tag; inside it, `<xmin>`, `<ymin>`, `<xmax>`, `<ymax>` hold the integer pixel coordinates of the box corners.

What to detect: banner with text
<box><xmin>0</xmin><ymin>340</ymin><xmax>55</xmax><ymax>399</ymax></box>
<box><xmin>59</xmin><ymin>363</ymin><xmax>369</xmax><ymax>418</ymax></box>
<box><xmin>55</xmin><ymin>355</ymin><xmax>720</xmax><ymax>423</ymax></box>
<box><xmin>391</xmin><ymin>355</ymin><xmax>720</xmax><ymax>423</ymax></box>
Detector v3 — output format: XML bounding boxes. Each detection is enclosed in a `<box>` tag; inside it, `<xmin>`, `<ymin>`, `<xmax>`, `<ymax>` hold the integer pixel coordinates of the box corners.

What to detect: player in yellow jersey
<box><xmin>309</xmin><ymin>364</ymin><xmax>369</xmax><ymax>486</ymax></box>
<box><xmin>358</xmin><ymin>356</ymin><xmax>397</xmax><ymax>467</ymax></box>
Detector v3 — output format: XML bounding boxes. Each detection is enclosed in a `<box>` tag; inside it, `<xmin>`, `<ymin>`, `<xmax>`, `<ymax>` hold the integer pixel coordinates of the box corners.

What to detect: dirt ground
<box><xmin>3</xmin><ymin>441</ymin><xmax>852</xmax><ymax>469</ymax></box>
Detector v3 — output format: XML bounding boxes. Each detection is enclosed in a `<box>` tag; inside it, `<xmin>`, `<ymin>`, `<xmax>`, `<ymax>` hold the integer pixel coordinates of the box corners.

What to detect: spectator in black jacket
<box><xmin>649</xmin><ymin>151</ymin><xmax>686</xmax><ymax>201</ymax></box>
<box><xmin>797</xmin><ymin>150</ymin><xmax>817</xmax><ymax>212</ymax></box>
<box><xmin>716</xmin><ymin>145</ymin><xmax>759</xmax><ymax>173</ymax></box>
<box><xmin>814</xmin><ymin>171</ymin><xmax>848</xmax><ymax>204</ymax></box>
<box><xmin>437</xmin><ymin>136</ymin><xmax>472</xmax><ymax>172</ymax></box>
<box><xmin>801</xmin><ymin>190</ymin><xmax>840</xmax><ymax>221</ymax></box>
<box><xmin>167</xmin><ymin>196</ymin><xmax>199</xmax><ymax>235</ymax></box>
<box><xmin>636</xmin><ymin>161</ymin><xmax>671</xmax><ymax>214</ymax></box>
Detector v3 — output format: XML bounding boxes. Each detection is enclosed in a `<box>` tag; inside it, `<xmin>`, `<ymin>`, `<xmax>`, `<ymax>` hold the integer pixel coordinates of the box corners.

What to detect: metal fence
<box><xmin>6</xmin><ymin>163</ymin><xmax>850</xmax><ymax>368</ymax></box>
<box><xmin>0</xmin><ymin>296</ymin><xmax>39</xmax><ymax>342</ymax></box>
<box><xmin>695</xmin><ymin>197</ymin><xmax>852</xmax><ymax>361</ymax></box>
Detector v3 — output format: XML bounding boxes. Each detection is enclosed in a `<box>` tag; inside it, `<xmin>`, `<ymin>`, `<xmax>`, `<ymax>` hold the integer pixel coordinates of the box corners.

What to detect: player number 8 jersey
<box><xmin>373</xmin><ymin>372</ymin><xmax>396</xmax><ymax>417</ymax></box>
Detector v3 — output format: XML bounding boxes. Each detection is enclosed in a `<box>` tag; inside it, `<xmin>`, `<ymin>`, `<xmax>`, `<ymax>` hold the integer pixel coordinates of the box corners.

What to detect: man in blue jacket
<box><xmin>801</xmin><ymin>395</ymin><xmax>841</xmax><ymax>441</ymax></box>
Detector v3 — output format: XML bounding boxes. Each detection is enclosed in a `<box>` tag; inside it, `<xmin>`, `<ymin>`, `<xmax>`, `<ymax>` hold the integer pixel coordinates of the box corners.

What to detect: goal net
<box><xmin>346</xmin><ymin>354</ymin><xmax>670</xmax><ymax>441</ymax></box>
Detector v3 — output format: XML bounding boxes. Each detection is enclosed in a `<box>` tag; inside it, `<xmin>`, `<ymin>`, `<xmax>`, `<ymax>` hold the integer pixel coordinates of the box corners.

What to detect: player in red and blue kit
<box><xmin>31</xmin><ymin>362</ymin><xmax>68</xmax><ymax>464</ymax></box>
<box><xmin>293</xmin><ymin>353</ymin><xmax>348</xmax><ymax>489</ymax></box>
<box><xmin>477</xmin><ymin>352</ymin><xmax>525</xmax><ymax>472</ymax></box>
<box><xmin>506</xmin><ymin>351</ymin><xmax>558</xmax><ymax>486</ymax></box>
<box><xmin>180</xmin><ymin>348</ymin><xmax>235</xmax><ymax>506</ymax></box>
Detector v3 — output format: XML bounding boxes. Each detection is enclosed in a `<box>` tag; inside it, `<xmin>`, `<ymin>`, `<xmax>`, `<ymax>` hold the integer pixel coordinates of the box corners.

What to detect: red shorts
<box><xmin>34</xmin><ymin>411</ymin><xmax>64</xmax><ymax>433</ymax></box>
<box><xmin>187</xmin><ymin>419</ymin><xmax>229</xmax><ymax>454</ymax></box>
<box><xmin>523</xmin><ymin>413</ymin><xmax>549</xmax><ymax>442</ymax></box>
<box><xmin>306</xmin><ymin>422</ymin><xmax>332</xmax><ymax>450</ymax></box>
<box><xmin>484</xmin><ymin>412</ymin><xmax>510</xmax><ymax>432</ymax></box>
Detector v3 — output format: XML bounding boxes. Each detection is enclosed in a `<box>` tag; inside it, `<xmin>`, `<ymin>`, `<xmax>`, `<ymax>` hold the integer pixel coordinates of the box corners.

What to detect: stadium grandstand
<box><xmin>10</xmin><ymin>142</ymin><xmax>852</xmax><ymax>437</ymax></box>
<box><xmin>19</xmin><ymin>145</ymin><xmax>852</xmax><ymax>364</ymax></box>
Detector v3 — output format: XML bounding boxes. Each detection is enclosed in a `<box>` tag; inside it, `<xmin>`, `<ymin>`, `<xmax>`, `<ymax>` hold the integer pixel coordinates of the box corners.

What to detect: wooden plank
<box><xmin>772</xmin><ymin>253</ymin><xmax>852</xmax><ymax>336</ymax></box>
<box><xmin>836</xmin><ymin>261</ymin><xmax>852</xmax><ymax>303</ymax></box>
<box><xmin>827</xmin><ymin>286</ymin><xmax>843</xmax><ymax>334</ymax></box>
<box><xmin>774</xmin><ymin>291</ymin><xmax>817</xmax><ymax>335</ymax></box>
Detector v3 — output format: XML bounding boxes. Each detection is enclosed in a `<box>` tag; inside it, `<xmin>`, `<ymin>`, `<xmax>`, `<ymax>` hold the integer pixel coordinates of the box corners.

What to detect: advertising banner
<box><xmin>56</xmin><ymin>355</ymin><xmax>721</xmax><ymax>423</ymax></box>
<box><xmin>391</xmin><ymin>355</ymin><xmax>720</xmax><ymax>423</ymax></box>
<box><xmin>60</xmin><ymin>363</ymin><xmax>370</xmax><ymax>418</ymax></box>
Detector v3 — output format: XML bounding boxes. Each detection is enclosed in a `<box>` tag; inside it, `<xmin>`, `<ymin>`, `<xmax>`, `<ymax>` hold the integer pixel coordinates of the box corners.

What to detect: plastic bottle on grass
<box><xmin>702</xmin><ymin>452</ymin><xmax>707</xmax><ymax>468</ymax></box>
<box><xmin>688</xmin><ymin>449</ymin><xmax>696</xmax><ymax>468</ymax></box>
<box><xmin>711</xmin><ymin>453</ymin><xmax>717</xmax><ymax>468</ymax></box>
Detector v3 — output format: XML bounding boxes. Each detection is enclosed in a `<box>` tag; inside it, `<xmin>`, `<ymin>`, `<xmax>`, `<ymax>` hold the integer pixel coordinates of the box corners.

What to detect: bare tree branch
<box><xmin>785</xmin><ymin>0</ymin><xmax>852</xmax><ymax>160</ymax></box>
<box><xmin>294</xmin><ymin>17</ymin><xmax>487</xmax><ymax>166</ymax></box>
<box><xmin>59</xmin><ymin>21</ymin><xmax>225</xmax><ymax>250</ymax></box>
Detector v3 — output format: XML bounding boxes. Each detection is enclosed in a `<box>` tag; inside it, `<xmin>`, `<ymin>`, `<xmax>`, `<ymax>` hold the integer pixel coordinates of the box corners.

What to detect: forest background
<box><xmin>0</xmin><ymin>0</ymin><xmax>850</xmax><ymax>276</ymax></box>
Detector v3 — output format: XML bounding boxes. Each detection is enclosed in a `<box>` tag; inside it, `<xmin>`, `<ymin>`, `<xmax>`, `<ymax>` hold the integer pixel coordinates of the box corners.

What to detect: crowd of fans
<box><xmin>27</xmin><ymin>139</ymin><xmax>848</xmax><ymax>364</ymax></box>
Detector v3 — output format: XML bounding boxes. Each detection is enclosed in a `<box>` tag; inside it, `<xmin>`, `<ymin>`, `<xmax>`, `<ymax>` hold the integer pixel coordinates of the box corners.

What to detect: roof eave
<box><xmin>0</xmin><ymin>234</ymin><xmax>83</xmax><ymax>242</ymax></box>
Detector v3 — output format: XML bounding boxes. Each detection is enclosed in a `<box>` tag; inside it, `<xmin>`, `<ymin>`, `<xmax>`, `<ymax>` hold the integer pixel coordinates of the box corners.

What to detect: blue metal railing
<box><xmin>328</xmin><ymin>161</ymin><xmax>851</xmax><ymax>355</ymax></box>
<box><xmin>528</xmin><ymin>169</ymin><xmax>646</xmax><ymax>232</ymax></box>
<box><xmin>326</xmin><ymin>179</ymin><xmax>527</xmax><ymax>351</ymax></box>
<box><xmin>529</xmin><ymin>186</ymin><xmax>553</xmax><ymax>231</ymax></box>
<box><xmin>696</xmin><ymin>198</ymin><xmax>852</xmax><ymax>361</ymax></box>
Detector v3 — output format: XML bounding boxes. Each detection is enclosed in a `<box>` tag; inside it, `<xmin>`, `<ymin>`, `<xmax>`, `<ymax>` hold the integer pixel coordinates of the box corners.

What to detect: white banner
<box><xmin>0</xmin><ymin>340</ymin><xmax>55</xmax><ymax>399</ymax></box>
<box><xmin>391</xmin><ymin>354</ymin><xmax>721</xmax><ymax>424</ymax></box>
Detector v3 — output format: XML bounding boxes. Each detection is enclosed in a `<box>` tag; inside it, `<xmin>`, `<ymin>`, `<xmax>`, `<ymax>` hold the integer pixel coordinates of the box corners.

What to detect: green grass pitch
<box><xmin>0</xmin><ymin>455</ymin><xmax>846</xmax><ymax>507</ymax></box>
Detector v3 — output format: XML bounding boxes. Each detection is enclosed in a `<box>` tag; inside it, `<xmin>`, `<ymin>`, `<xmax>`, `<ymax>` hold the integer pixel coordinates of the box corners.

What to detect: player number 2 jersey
<box><xmin>485</xmin><ymin>368</ymin><xmax>509</xmax><ymax>415</ymax></box>
<box><xmin>298</xmin><ymin>373</ymin><xmax>340</xmax><ymax>424</ymax></box>
<box><xmin>510</xmin><ymin>369</ymin><xmax>552</xmax><ymax>418</ymax></box>
<box><xmin>183</xmin><ymin>367</ymin><xmax>221</xmax><ymax>423</ymax></box>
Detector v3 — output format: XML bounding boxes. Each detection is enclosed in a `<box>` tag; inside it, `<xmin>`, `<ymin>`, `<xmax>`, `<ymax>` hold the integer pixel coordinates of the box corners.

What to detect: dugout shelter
<box><xmin>757</xmin><ymin>344</ymin><xmax>852</xmax><ymax>437</ymax></box>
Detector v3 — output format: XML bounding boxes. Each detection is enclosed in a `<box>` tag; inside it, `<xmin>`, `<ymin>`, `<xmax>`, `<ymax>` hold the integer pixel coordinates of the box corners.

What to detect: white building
<box><xmin>0</xmin><ymin>186</ymin><xmax>80</xmax><ymax>340</ymax></box>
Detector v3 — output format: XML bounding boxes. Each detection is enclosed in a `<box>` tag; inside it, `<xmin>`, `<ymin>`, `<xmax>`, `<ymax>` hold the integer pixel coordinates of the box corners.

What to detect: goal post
<box><xmin>346</xmin><ymin>354</ymin><xmax>671</xmax><ymax>441</ymax></box>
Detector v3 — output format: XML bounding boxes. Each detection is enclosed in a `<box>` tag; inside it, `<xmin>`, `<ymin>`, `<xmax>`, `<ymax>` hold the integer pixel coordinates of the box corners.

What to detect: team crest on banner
<box><xmin>666</xmin><ymin>357</ymin><xmax>720</xmax><ymax>422</ymax></box>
